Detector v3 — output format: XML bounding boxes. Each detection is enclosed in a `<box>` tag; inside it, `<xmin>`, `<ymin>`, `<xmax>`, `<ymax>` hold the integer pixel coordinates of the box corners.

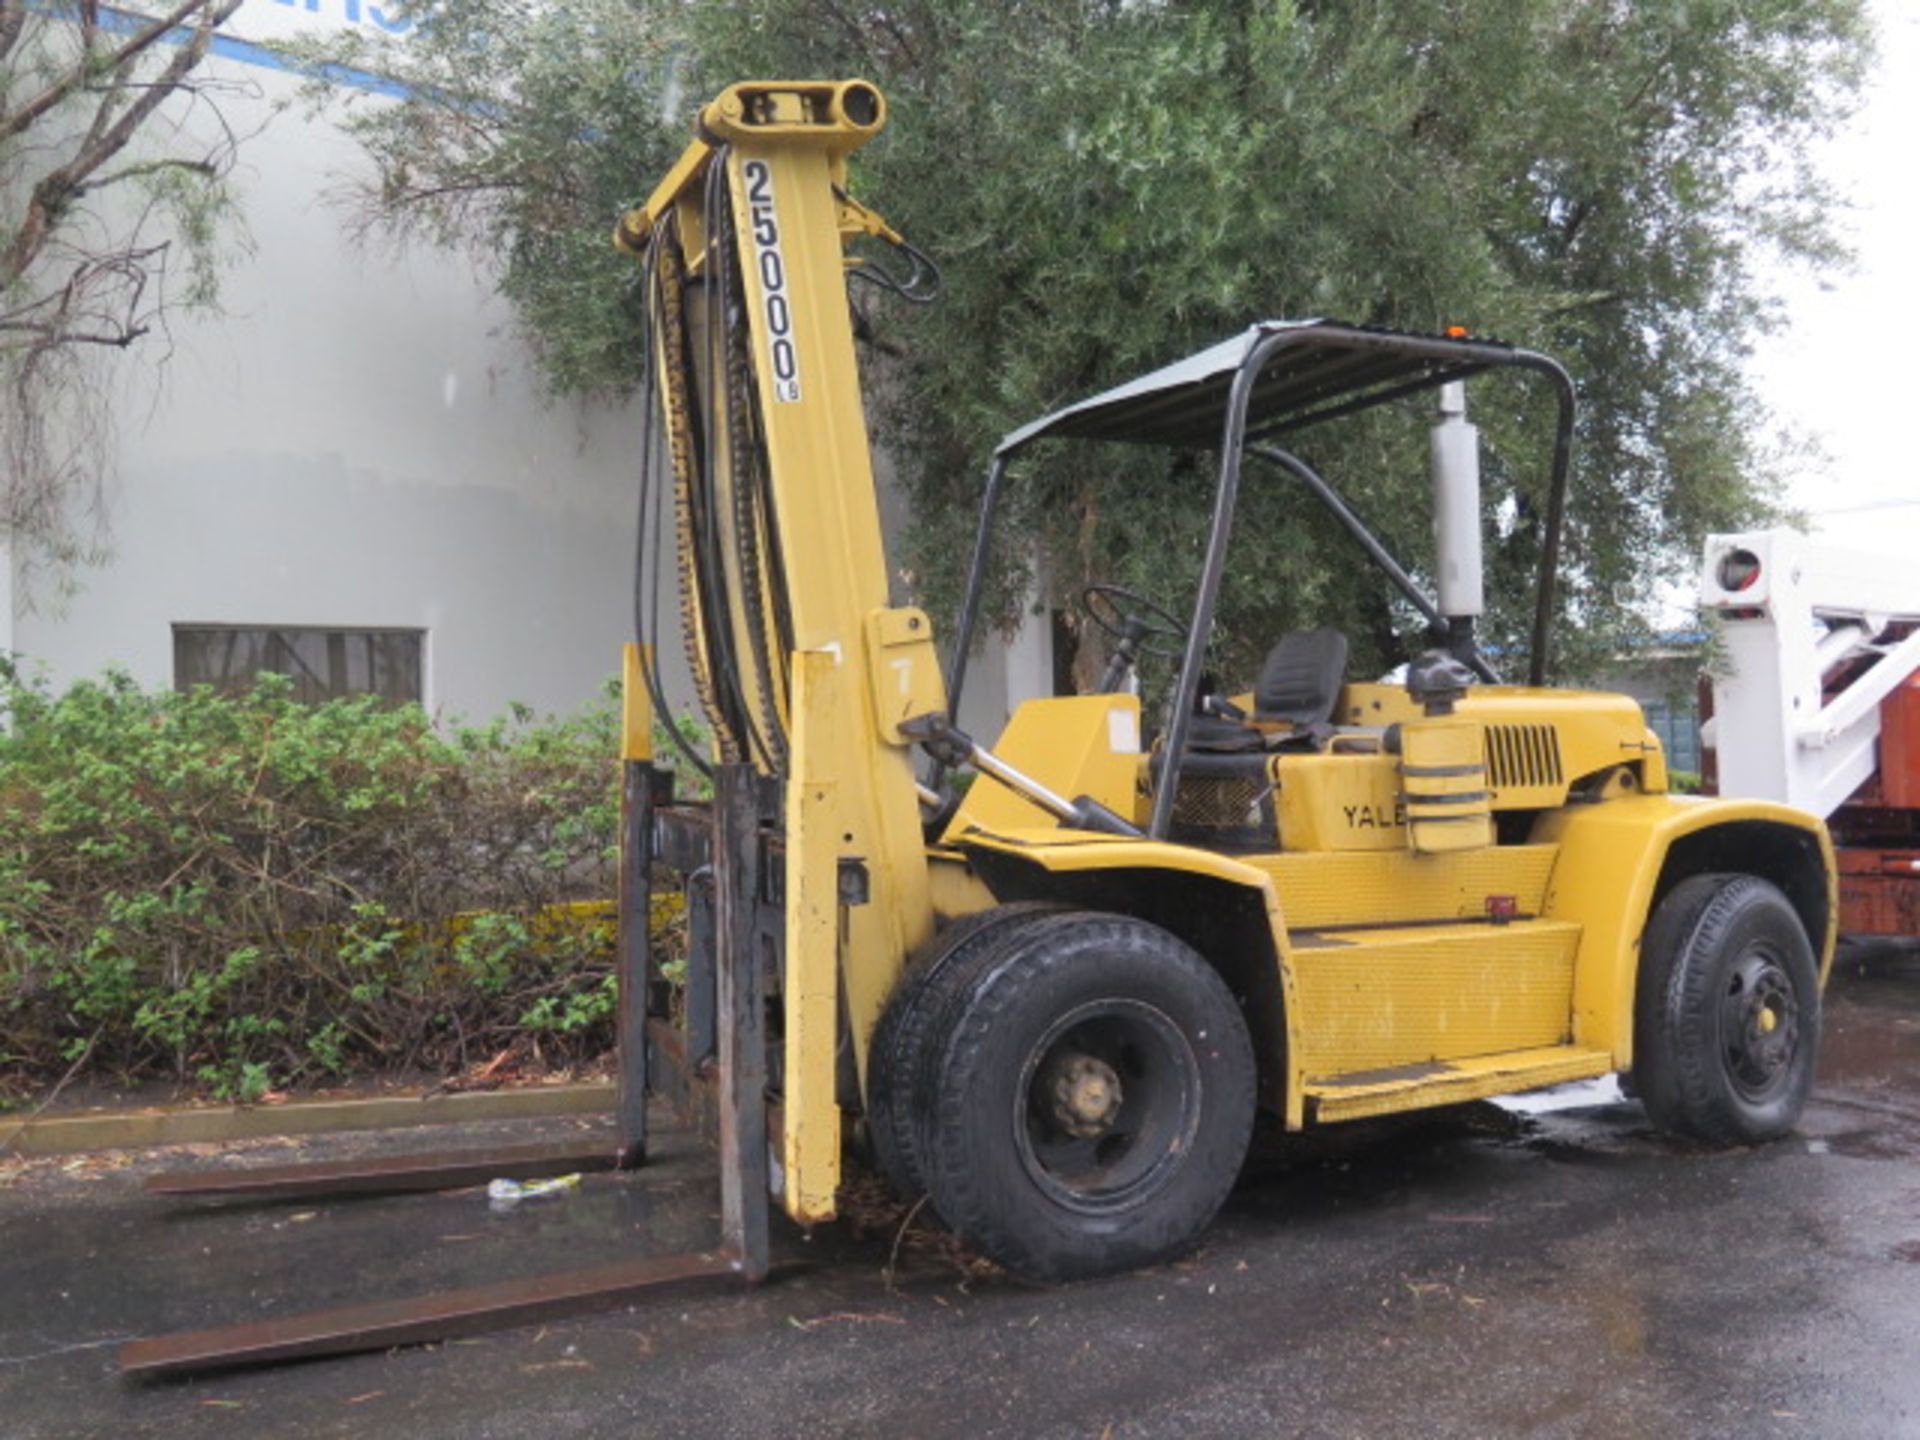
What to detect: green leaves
<box><xmin>0</xmin><ymin>668</ymin><xmax>648</xmax><ymax>1101</ymax></box>
<box><xmin>703</xmin><ymin>0</ymin><xmax>1866</xmax><ymax>683</ymax></box>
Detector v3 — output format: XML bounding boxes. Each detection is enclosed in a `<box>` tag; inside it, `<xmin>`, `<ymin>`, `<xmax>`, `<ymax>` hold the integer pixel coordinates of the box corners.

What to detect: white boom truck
<box><xmin>1702</xmin><ymin>528</ymin><xmax>1920</xmax><ymax>936</ymax></box>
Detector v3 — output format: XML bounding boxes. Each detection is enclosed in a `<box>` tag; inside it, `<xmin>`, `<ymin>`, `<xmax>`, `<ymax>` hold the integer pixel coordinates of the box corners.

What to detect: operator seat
<box><xmin>1252</xmin><ymin>627</ymin><xmax>1349</xmax><ymax>732</ymax></box>
<box><xmin>1185</xmin><ymin>627</ymin><xmax>1350</xmax><ymax>754</ymax></box>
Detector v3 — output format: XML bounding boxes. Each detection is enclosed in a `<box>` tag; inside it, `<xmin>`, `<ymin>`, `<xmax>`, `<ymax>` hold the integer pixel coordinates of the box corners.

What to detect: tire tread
<box><xmin>1634</xmin><ymin>872</ymin><xmax>1819</xmax><ymax>1146</ymax></box>
<box><xmin>867</xmin><ymin>902</ymin><xmax>1066</xmax><ymax>1199</ymax></box>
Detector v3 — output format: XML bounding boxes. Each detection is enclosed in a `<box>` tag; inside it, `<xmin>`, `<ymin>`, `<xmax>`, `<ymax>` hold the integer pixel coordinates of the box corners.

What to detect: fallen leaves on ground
<box><xmin>788</xmin><ymin>1311</ymin><xmax>906</xmax><ymax>1331</ymax></box>
<box><xmin>834</xmin><ymin>1169</ymin><xmax>1000</xmax><ymax>1284</ymax></box>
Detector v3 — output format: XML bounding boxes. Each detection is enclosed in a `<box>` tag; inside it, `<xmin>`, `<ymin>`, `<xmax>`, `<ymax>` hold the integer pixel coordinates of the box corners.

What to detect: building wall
<box><xmin>12</xmin><ymin>3</ymin><xmax>642</xmax><ymax>719</ymax></box>
<box><xmin>10</xmin><ymin>1</ymin><xmax>1049</xmax><ymax>731</ymax></box>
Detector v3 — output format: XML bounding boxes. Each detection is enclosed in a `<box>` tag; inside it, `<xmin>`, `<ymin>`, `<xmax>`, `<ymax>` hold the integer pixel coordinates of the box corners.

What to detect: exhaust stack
<box><xmin>1430</xmin><ymin>380</ymin><xmax>1484</xmax><ymax>658</ymax></box>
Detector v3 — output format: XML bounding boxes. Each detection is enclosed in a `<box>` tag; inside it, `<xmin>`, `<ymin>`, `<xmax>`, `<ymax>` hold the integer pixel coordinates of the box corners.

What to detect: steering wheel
<box><xmin>1081</xmin><ymin>583</ymin><xmax>1190</xmax><ymax>659</ymax></box>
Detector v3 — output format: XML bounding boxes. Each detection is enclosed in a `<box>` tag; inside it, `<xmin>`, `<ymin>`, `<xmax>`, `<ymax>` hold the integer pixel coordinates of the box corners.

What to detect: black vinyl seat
<box><xmin>1253</xmin><ymin>627</ymin><xmax>1349</xmax><ymax>728</ymax></box>
<box><xmin>1184</xmin><ymin>628</ymin><xmax>1349</xmax><ymax>755</ymax></box>
<box><xmin>1182</xmin><ymin>713</ymin><xmax>1265</xmax><ymax>753</ymax></box>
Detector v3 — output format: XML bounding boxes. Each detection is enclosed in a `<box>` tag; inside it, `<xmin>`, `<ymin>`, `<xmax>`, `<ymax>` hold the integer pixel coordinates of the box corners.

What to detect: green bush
<box><xmin>0</xmin><ymin>665</ymin><xmax>674</xmax><ymax>1102</ymax></box>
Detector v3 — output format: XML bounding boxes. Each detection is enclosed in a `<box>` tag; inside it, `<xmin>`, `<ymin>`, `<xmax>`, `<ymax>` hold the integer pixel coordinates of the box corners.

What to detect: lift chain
<box><xmin>653</xmin><ymin>214</ymin><xmax>742</xmax><ymax>763</ymax></box>
<box><xmin>713</xmin><ymin>161</ymin><xmax>792</xmax><ymax>772</ymax></box>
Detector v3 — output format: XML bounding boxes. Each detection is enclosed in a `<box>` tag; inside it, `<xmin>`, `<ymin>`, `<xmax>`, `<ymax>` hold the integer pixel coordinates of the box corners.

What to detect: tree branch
<box><xmin>0</xmin><ymin>240</ymin><xmax>167</xmax><ymax>348</ymax></box>
<box><xmin>1544</xmin><ymin>290</ymin><xmax>1625</xmax><ymax>317</ymax></box>
<box><xmin>3</xmin><ymin>0</ymin><xmax>239</xmax><ymax>285</ymax></box>
<box><xmin>0</xmin><ymin>319</ymin><xmax>151</xmax><ymax>347</ymax></box>
<box><xmin>1</xmin><ymin>0</ymin><xmax>220</xmax><ymax>143</ymax></box>
<box><xmin>72</xmin><ymin>153</ymin><xmax>219</xmax><ymax>198</ymax></box>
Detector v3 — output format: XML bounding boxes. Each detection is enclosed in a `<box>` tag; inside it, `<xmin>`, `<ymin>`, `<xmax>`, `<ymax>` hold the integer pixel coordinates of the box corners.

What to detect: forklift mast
<box><xmin>615</xmin><ymin>81</ymin><xmax>940</xmax><ymax>1223</ymax></box>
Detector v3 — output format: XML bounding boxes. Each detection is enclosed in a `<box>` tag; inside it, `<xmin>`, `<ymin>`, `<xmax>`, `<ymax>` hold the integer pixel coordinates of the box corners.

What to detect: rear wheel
<box><xmin>915</xmin><ymin>913</ymin><xmax>1255</xmax><ymax>1282</ymax></box>
<box><xmin>1633</xmin><ymin>873</ymin><xmax>1820</xmax><ymax>1145</ymax></box>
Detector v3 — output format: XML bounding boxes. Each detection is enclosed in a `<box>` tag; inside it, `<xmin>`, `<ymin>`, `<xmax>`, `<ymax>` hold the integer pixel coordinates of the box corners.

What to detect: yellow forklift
<box><xmin>123</xmin><ymin>79</ymin><xmax>1834</xmax><ymax>1374</ymax></box>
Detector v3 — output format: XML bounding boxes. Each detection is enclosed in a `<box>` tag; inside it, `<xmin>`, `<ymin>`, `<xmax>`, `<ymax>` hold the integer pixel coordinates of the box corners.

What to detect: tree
<box><xmin>309</xmin><ymin>0</ymin><xmax>1871</xmax><ymax>684</ymax></box>
<box><xmin>1</xmin><ymin>0</ymin><xmax>248</xmax><ymax>581</ymax></box>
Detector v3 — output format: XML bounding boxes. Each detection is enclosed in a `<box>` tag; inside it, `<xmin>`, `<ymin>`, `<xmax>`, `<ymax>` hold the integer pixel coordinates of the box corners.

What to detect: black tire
<box><xmin>866</xmin><ymin>903</ymin><xmax>1067</xmax><ymax>1200</ymax></box>
<box><xmin>916</xmin><ymin>913</ymin><xmax>1256</xmax><ymax>1282</ymax></box>
<box><xmin>1633</xmin><ymin>873</ymin><xmax>1821</xmax><ymax>1145</ymax></box>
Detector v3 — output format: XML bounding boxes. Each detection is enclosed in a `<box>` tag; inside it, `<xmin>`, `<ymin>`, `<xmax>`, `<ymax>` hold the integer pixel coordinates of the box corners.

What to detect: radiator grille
<box><xmin>1484</xmin><ymin>724</ymin><xmax>1564</xmax><ymax>792</ymax></box>
<box><xmin>1173</xmin><ymin>774</ymin><xmax>1273</xmax><ymax>832</ymax></box>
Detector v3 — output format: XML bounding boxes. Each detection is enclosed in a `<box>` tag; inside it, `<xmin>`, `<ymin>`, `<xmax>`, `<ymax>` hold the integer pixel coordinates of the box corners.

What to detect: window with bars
<box><xmin>173</xmin><ymin>626</ymin><xmax>425</xmax><ymax>704</ymax></box>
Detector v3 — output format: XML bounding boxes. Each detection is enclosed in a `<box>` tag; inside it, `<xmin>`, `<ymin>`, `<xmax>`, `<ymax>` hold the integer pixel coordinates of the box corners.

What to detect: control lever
<box><xmin>899</xmin><ymin>714</ymin><xmax>1144</xmax><ymax>837</ymax></box>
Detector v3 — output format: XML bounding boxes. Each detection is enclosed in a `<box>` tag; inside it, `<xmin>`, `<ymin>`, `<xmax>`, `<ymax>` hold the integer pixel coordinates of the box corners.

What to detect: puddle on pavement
<box><xmin>65</xmin><ymin>1131</ymin><xmax>733</xmax><ymax>1340</ymax></box>
<box><xmin>1223</xmin><ymin>1107</ymin><xmax>1524</xmax><ymax>1227</ymax></box>
<box><xmin>1806</xmin><ymin>1125</ymin><xmax>1920</xmax><ymax>1162</ymax></box>
<box><xmin>1500</xmin><ymin>1108</ymin><xmax>1697</xmax><ymax>1171</ymax></box>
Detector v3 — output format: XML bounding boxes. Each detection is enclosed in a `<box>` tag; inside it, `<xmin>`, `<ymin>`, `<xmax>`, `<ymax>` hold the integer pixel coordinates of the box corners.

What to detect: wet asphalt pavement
<box><xmin>3</xmin><ymin>948</ymin><xmax>1918</xmax><ymax>1440</ymax></box>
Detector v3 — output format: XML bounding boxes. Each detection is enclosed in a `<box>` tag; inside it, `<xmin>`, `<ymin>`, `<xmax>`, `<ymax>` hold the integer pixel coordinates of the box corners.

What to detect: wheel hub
<box><xmin>1724</xmin><ymin>952</ymin><xmax>1799</xmax><ymax>1099</ymax></box>
<box><xmin>1044</xmin><ymin>1053</ymin><xmax>1124</xmax><ymax>1138</ymax></box>
<box><xmin>1014</xmin><ymin>998</ymin><xmax>1203</xmax><ymax>1217</ymax></box>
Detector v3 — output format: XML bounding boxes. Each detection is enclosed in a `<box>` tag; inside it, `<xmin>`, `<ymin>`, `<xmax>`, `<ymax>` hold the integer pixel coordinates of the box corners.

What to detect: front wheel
<box><xmin>1633</xmin><ymin>873</ymin><xmax>1821</xmax><ymax>1145</ymax></box>
<box><xmin>914</xmin><ymin>914</ymin><xmax>1256</xmax><ymax>1282</ymax></box>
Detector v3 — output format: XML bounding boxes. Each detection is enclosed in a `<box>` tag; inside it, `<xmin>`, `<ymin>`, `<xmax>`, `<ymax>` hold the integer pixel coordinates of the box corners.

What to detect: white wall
<box><xmin>13</xmin><ymin>3</ymin><xmax>641</xmax><ymax>720</ymax></box>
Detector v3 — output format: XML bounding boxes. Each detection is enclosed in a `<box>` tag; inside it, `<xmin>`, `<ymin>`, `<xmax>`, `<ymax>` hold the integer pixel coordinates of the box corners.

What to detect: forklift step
<box><xmin>1303</xmin><ymin>1044</ymin><xmax>1612</xmax><ymax>1124</ymax></box>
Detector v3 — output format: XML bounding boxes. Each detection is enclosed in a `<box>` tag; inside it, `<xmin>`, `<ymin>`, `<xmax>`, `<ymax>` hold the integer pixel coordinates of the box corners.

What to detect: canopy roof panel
<box><xmin>995</xmin><ymin>320</ymin><xmax>1528</xmax><ymax>456</ymax></box>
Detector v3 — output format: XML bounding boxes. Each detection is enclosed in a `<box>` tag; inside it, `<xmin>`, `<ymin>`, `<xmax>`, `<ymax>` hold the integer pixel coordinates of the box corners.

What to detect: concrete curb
<box><xmin>0</xmin><ymin>1081</ymin><xmax>615</xmax><ymax>1157</ymax></box>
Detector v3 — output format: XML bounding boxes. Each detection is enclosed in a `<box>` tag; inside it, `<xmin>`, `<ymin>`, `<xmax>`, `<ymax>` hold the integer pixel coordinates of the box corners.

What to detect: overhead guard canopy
<box><xmin>995</xmin><ymin>320</ymin><xmax>1529</xmax><ymax>456</ymax></box>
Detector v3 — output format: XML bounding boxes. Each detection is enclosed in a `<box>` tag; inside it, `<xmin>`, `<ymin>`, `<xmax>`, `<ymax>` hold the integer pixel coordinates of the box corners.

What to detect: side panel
<box><xmin>1532</xmin><ymin>795</ymin><xmax>1836</xmax><ymax>1066</ymax></box>
<box><xmin>1273</xmin><ymin>754</ymin><xmax>1405</xmax><ymax>852</ymax></box>
<box><xmin>943</xmin><ymin>695</ymin><xmax>1143</xmax><ymax>838</ymax></box>
<box><xmin>1291</xmin><ymin>921</ymin><xmax>1579</xmax><ymax>1072</ymax></box>
<box><xmin>1245</xmin><ymin>846</ymin><xmax>1559</xmax><ymax>929</ymax></box>
<box><xmin>1338</xmin><ymin>683</ymin><xmax>1666</xmax><ymax>806</ymax></box>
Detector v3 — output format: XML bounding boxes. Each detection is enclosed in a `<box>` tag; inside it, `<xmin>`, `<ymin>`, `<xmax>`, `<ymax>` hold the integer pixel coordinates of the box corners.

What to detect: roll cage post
<box><xmin>1246</xmin><ymin>445</ymin><xmax>1489</xmax><ymax>682</ymax></box>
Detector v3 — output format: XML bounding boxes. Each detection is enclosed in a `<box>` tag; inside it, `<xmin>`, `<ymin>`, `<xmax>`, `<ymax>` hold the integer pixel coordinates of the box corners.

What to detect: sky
<box><xmin>1754</xmin><ymin>0</ymin><xmax>1920</xmax><ymax>555</ymax></box>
